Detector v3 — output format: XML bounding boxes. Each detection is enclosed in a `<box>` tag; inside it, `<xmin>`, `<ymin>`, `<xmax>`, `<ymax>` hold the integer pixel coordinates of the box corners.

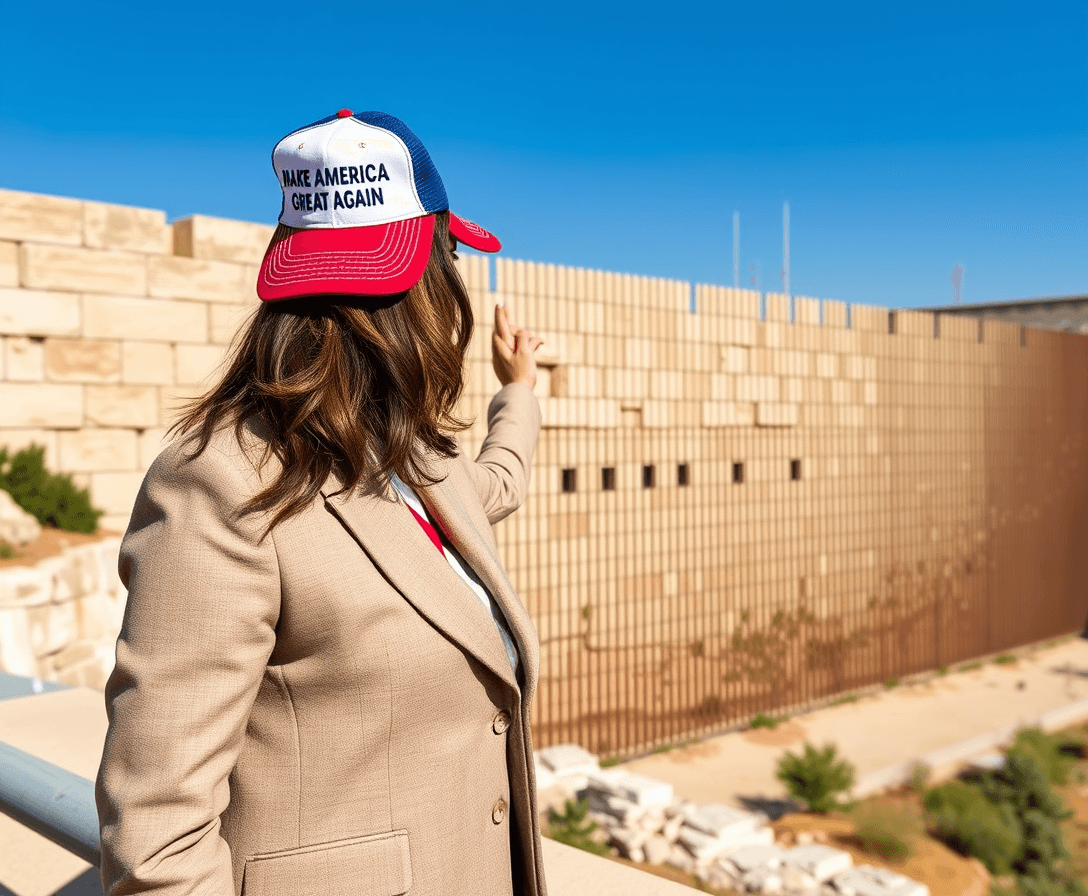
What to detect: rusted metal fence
<box><xmin>456</xmin><ymin>262</ymin><xmax>1088</xmax><ymax>759</ymax></box>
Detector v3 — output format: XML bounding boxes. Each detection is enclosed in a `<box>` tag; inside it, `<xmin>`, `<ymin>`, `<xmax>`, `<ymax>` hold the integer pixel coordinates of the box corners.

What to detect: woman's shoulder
<box><xmin>150</xmin><ymin>414</ymin><xmax>282</xmax><ymax>492</ymax></box>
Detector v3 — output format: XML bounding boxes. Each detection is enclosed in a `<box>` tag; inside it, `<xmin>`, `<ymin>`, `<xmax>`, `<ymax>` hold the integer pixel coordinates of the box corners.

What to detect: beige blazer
<box><xmin>95</xmin><ymin>383</ymin><xmax>546</xmax><ymax>896</ymax></box>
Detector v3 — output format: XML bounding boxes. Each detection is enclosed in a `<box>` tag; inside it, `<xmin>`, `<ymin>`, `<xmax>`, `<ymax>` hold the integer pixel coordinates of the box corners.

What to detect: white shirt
<box><xmin>389</xmin><ymin>473</ymin><xmax>521</xmax><ymax>675</ymax></box>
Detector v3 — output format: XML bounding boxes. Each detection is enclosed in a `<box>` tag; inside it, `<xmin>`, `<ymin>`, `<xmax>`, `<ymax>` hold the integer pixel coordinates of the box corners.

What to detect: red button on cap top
<box><xmin>336</xmin><ymin>108</ymin><xmax>353</xmax><ymax>118</ymax></box>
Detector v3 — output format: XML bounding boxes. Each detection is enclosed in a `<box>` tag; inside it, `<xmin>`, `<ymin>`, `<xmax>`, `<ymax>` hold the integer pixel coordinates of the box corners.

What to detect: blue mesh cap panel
<box><xmin>352</xmin><ymin>111</ymin><xmax>449</xmax><ymax>213</ymax></box>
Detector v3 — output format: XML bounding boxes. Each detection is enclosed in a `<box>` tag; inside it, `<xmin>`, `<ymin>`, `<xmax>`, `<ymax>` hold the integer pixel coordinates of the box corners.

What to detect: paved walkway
<box><xmin>618</xmin><ymin>637</ymin><xmax>1088</xmax><ymax>811</ymax></box>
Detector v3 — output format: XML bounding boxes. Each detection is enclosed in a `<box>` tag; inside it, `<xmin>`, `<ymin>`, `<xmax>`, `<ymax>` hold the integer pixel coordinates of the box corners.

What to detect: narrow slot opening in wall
<box><xmin>977</xmin><ymin>319</ymin><xmax>985</xmax><ymax>343</ymax></box>
<box><xmin>732</xmin><ymin>462</ymin><xmax>745</xmax><ymax>484</ymax></box>
<box><xmin>933</xmin><ymin>314</ymin><xmax>940</xmax><ymax>339</ymax></box>
<box><xmin>601</xmin><ymin>467</ymin><xmax>616</xmax><ymax>491</ymax></box>
<box><xmin>561</xmin><ymin>468</ymin><xmax>577</xmax><ymax>494</ymax></box>
<box><xmin>846</xmin><ymin>304</ymin><xmax>852</xmax><ymax>328</ymax></box>
<box><xmin>642</xmin><ymin>465</ymin><xmax>656</xmax><ymax>489</ymax></box>
<box><xmin>790</xmin><ymin>459</ymin><xmax>802</xmax><ymax>481</ymax></box>
<box><xmin>1020</xmin><ymin>326</ymin><xmax>1027</xmax><ymax>347</ymax></box>
<box><xmin>677</xmin><ymin>463</ymin><xmax>690</xmax><ymax>487</ymax></box>
<box><xmin>888</xmin><ymin>311</ymin><xmax>897</xmax><ymax>335</ymax></box>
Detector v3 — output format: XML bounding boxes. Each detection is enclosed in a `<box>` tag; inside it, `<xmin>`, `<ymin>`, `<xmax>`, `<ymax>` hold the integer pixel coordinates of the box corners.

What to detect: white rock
<box><xmin>796</xmin><ymin>831</ymin><xmax>815</xmax><ymax>846</ymax></box>
<box><xmin>784</xmin><ymin>844</ymin><xmax>854</xmax><ymax>882</ymax></box>
<box><xmin>781</xmin><ymin>864</ymin><xmax>820</xmax><ymax>893</ymax></box>
<box><xmin>831</xmin><ymin>865</ymin><xmax>929</xmax><ymax>896</ymax></box>
<box><xmin>643</xmin><ymin>834</ymin><xmax>672</xmax><ymax>865</ymax></box>
<box><xmin>667</xmin><ymin>843</ymin><xmax>697</xmax><ymax>873</ymax></box>
<box><xmin>638</xmin><ymin>808</ymin><xmax>667</xmax><ymax>832</ymax></box>
<box><xmin>662</xmin><ymin>814</ymin><xmax>684</xmax><ymax>841</ymax></box>
<box><xmin>608</xmin><ymin>825</ymin><xmax>647</xmax><ymax>860</ymax></box>
<box><xmin>533</xmin><ymin>756</ymin><xmax>557</xmax><ymax>790</ymax></box>
<box><xmin>724</xmin><ymin>827</ymin><xmax>776</xmax><ymax>849</ymax></box>
<box><xmin>0</xmin><ymin>490</ymin><xmax>41</xmax><ymax>547</ymax></box>
<box><xmin>587</xmin><ymin>790</ymin><xmax>646</xmax><ymax>825</ymax></box>
<box><xmin>678</xmin><ymin>824</ymin><xmax>729</xmax><ymax>860</ymax></box>
<box><xmin>724</xmin><ymin>843</ymin><xmax>787</xmax><ymax>873</ymax></box>
<box><xmin>537</xmin><ymin>744</ymin><xmax>599</xmax><ymax>777</ymax></box>
<box><xmin>684</xmin><ymin>802</ymin><xmax>766</xmax><ymax>840</ymax></box>
<box><xmin>588</xmin><ymin>769</ymin><xmax>674</xmax><ymax>807</ymax></box>
<box><xmin>742</xmin><ymin>866</ymin><xmax>784</xmax><ymax>894</ymax></box>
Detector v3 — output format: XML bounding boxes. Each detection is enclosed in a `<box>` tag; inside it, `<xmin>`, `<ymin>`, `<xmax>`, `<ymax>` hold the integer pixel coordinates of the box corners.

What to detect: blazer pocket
<box><xmin>242</xmin><ymin>829</ymin><xmax>412</xmax><ymax>896</ymax></box>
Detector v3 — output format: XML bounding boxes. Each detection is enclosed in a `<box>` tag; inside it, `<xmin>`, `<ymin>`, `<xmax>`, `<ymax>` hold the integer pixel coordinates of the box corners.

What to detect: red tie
<box><xmin>406</xmin><ymin>504</ymin><xmax>445</xmax><ymax>555</ymax></box>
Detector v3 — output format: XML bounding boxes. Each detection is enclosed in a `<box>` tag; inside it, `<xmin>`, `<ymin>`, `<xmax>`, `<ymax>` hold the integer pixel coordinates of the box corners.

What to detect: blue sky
<box><xmin>1</xmin><ymin>0</ymin><xmax>1084</xmax><ymax>309</ymax></box>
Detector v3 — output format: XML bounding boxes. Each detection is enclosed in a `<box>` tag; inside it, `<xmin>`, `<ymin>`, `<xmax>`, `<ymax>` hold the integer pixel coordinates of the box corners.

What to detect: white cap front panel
<box><xmin>274</xmin><ymin>118</ymin><xmax>426</xmax><ymax>229</ymax></box>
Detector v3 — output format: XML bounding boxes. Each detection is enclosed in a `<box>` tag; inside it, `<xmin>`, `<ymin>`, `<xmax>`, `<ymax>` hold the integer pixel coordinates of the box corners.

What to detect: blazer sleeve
<box><xmin>95</xmin><ymin>438</ymin><xmax>280</xmax><ymax>896</ymax></box>
<box><xmin>462</xmin><ymin>382</ymin><xmax>542</xmax><ymax>524</ymax></box>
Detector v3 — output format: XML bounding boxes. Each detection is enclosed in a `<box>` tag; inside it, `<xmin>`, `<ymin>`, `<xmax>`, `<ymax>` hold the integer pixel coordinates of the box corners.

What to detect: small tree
<box><xmin>543</xmin><ymin>798</ymin><xmax>610</xmax><ymax>856</ymax></box>
<box><xmin>775</xmin><ymin>742</ymin><xmax>856</xmax><ymax>814</ymax></box>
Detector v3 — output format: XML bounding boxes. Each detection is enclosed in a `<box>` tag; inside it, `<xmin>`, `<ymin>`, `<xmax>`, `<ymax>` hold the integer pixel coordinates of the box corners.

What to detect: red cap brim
<box><xmin>257</xmin><ymin>216</ymin><xmax>435</xmax><ymax>302</ymax></box>
<box><xmin>449</xmin><ymin>212</ymin><xmax>501</xmax><ymax>253</ymax></box>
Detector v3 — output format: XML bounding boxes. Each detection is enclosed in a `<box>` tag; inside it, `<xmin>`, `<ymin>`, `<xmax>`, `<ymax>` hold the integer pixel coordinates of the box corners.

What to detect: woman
<box><xmin>95</xmin><ymin>109</ymin><xmax>547</xmax><ymax>896</ymax></box>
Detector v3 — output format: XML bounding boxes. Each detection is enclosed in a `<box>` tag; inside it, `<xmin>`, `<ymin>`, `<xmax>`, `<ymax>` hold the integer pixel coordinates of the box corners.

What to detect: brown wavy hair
<box><xmin>167</xmin><ymin>211</ymin><xmax>473</xmax><ymax>541</ymax></box>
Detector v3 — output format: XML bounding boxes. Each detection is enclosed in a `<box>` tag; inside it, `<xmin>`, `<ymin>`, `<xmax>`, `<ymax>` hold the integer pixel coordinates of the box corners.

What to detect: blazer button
<box><xmin>492</xmin><ymin>798</ymin><xmax>507</xmax><ymax>824</ymax></box>
<box><xmin>492</xmin><ymin>710</ymin><xmax>511</xmax><ymax>734</ymax></box>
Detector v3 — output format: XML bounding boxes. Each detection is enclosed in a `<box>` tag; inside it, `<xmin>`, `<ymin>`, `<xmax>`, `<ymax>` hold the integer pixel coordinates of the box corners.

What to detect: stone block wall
<box><xmin>2</xmin><ymin>188</ymin><xmax>1086</xmax><ymax>758</ymax></box>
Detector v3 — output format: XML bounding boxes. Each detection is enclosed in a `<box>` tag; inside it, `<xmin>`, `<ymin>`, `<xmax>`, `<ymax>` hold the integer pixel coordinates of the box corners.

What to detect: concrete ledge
<box><xmin>542</xmin><ymin>838</ymin><xmax>695</xmax><ymax>895</ymax></box>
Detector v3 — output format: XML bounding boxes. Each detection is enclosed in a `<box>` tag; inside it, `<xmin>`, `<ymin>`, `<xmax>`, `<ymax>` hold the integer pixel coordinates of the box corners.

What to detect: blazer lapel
<box><xmin>416</xmin><ymin>459</ymin><xmax>540</xmax><ymax>706</ymax></box>
<box><xmin>319</xmin><ymin>473</ymin><xmax>520</xmax><ymax>693</ymax></box>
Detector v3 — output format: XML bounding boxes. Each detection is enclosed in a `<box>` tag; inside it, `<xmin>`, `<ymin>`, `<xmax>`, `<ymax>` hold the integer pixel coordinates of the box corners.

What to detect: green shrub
<box><xmin>851</xmin><ymin>801</ymin><xmax>919</xmax><ymax>860</ymax></box>
<box><xmin>750</xmin><ymin>712</ymin><xmax>786</xmax><ymax>730</ymax></box>
<box><xmin>994</xmin><ymin>653</ymin><xmax>1019</xmax><ymax>665</ymax></box>
<box><xmin>923</xmin><ymin>780</ymin><xmax>1021</xmax><ymax>875</ymax></box>
<box><xmin>776</xmin><ymin>742</ymin><xmax>856</xmax><ymax>814</ymax></box>
<box><xmin>0</xmin><ymin>541</ymin><xmax>15</xmax><ymax>560</ymax></box>
<box><xmin>907</xmin><ymin>762</ymin><xmax>931</xmax><ymax>792</ymax></box>
<box><xmin>543</xmin><ymin>798</ymin><xmax>610</xmax><ymax>856</ymax></box>
<box><xmin>0</xmin><ymin>444</ymin><xmax>104</xmax><ymax>534</ymax></box>
<box><xmin>885</xmin><ymin>677</ymin><xmax>900</xmax><ymax>689</ymax></box>
<box><xmin>960</xmin><ymin>661</ymin><xmax>984</xmax><ymax>672</ymax></box>
<box><xmin>1006</xmin><ymin>727</ymin><xmax>1084</xmax><ymax>786</ymax></box>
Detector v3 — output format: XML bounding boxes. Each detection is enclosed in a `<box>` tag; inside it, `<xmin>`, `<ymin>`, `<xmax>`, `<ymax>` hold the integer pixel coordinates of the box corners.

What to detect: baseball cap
<box><xmin>257</xmin><ymin>109</ymin><xmax>501</xmax><ymax>302</ymax></box>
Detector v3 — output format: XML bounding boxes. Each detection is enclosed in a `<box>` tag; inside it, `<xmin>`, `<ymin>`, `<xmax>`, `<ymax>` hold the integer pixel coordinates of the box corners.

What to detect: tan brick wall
<box><xmin>1</xmin><ymin>189</ymin><xmax>1086</xmax><ymax>760</ymax></box>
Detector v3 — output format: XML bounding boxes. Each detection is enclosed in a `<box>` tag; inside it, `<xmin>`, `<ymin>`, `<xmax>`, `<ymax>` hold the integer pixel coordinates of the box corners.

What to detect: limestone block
<box><xmin>604</xmin><ymin>368</ymin><xmax>647</xmax><ymax>400</ymax></box>
<box><xmin>624</xmin><ymin>337</ymin><xmax>654</xmax><ymax>368</ymax></box>
<box><xmin>784</xmin><ymin>844</ymin><xmax>853</xmax><ymax>881</ymax></box>
<box><xmin>794</xmin><ymin>296</ymin><xmax>821</xmax><ymax>326</ymax></box>
<box><xmin>830</xmin><ymin>379</ymin><xmax>852</xmax><ymax>404</ymax></box>
<box><xmin>815</xmin><ymin>352</ymin><xmax>837</xmax><ymax>378</ymax></box>
<box><xmin>784</xmin><ymin>377</ymin><xmax>805</xmax><ymax>403</ymax></box>
<box><xmin>147</xmin><ymin>255</ymin><xmax>248</xmax><ymax>303</ymax></box>
<box><xmin>0</xmin><ymin>489</ymin><xmax>41</xmax><ymax>545</ymax></box>
<box><xmin>710</xmin><ymin>373</ymin><xmax>733</xmax><ymax>401</ymax></box>
<box><xmin>0</xmin><ymin>241</ymin><xmax>17</xmax><ymax>286</ymax></box>
<box><xmin>684</xmin><ymin>803</ymin><xmax>766</xmax><ymax>840</ymax></box>
<box><xmin>838</xmin><ymin>405</ymin><xmax>865</xmax><ymax>427</ymax></box>
<box><xmin>562</xmin><ymin>366</ymin><xmax>600</xmax><ymax>398</ymax></box>
<box><xmin>736</xmin><ymin>374</ymin><xmax>779</xmax><ymax>403</ymax></box>
<box><xmin>850</xmin><ymin>304</ymin><xmax>886</xmax><ymax>333</ymax></box>
<box><xmin>608</xmin><ymin>826</ymin><xmax>646</xmax><ymax>862</ymax></box>
<box><xmin>210</xmin><ymin>302</ymin><xmax>255</xmax><ymax>344</ymax></box>
<box><xmin>83</xmin><ymin>294</ymin><xmax>207</xmax><ymax>342</ymax></box>
<box><xmin>27</xmin><ymin>600</ymin><xmax>76</xmax><ymax>658</ymax></box>
<box><xmin>20</xmin><ymin>243</ymin><xmax>147</xmax><ymax>295</ymax></box>
<box><xmin>4</xmin><ymin>336</ymin><xmax>44</xmax><ymax>380</ymax></box>
<box><xmin>642</xmin><ymin>400</ymin><xmax>672</xmax><ymax>429</ymax></box>
<box><xmin>175</xmin><ymin>343</ymin><xmax>228</xmax><ymax>385</ymax></box>
<box><xmin>0</xmin><ymin>287</ymin><xmax>81</xmax><ymax>337</ymax></box>
<box><xmin>643</xmin><ymin>834</ymin><xmax>672</xmax><ymax>865</ymax></box>
<box><xmin>137</xmin><ymin>427</ymin><xmax>171</xmax><ymax>467</ymax></box>
<box><xmin>44</xmin><ymin>338</ymin><xmax>121</xmax><ymax>383</ymax></box>
<box><xmin>587</xmin><ymin>791</ymin><xmax>647</xmax><ymax>825</ymax></box>
<box><xmin>90</xmin><ymin>471</ymin><xmax>145</xmax><ymax>516</ymax></box>
<box><xmin>173</xmin><ymin>215</ymin><xmax>275</xmax><ymax>264</ymax></box>
<box><xmin>650</xmin><ymin>370</ymin><xmax>683</xmax><ymax>400</ymax></box>
<box><xmin>83</xmin><ymin>201</ymin><xmax>171</xmax><ymax>253</ymax></box>
<box><xmin>823</xmin><ymin>300</ymin><xmax>847</xmax><ymax>328</ymax></box>
<box><xmin>0</xmin><ymin>430</ymin><xmax>58</xmax><ymax>470</ymax></box>
<box><xmin>831</xmin><ymin>865</ymin><xmax>928</xmax><ymax>896</ymax></box>
<box><xmin>86</xmin><ymin>384</ymin><xmax>160</xmax><ymax>427</ymax></box>
<box><xmin>48</xmin><ymin>639</ymin><xmax>96</xmax><ymax>674</ymax></box>
<box><xmin>0</xmin><ymin>383</ymin><xmax>83</xmax><ymax>426</ymax></box>
<box><xmin>720</xmin><ymin>345</ymin><xmax>748</xmax><ymax>373</ymax></box>
<box><xmin>755</xmin><ymin>402</ymin><xmax>799</xmax><ymax>427</ymax></box>
<box><xmin>0</xmin><ymin>606</ymin><xmax>36</xmax><ymax>676</ymax></box>
<box><xmin>863</xmin><ymin>381</ymin><xmax>878</xmax><ymax>405</ymax></box>
<box><xmin>589</xmin><ymin>769</ymin><xmax>673</xmax><ymax>807</ymax></box>
<box><xmin>701</xmin><ymin>401</ymin><xmax>754</xmax><ymax>427</ymax></box>
<box><xmin>722</xmin><ymin>842</ymin><xmax>786</xmax><ymax>873</ymax></box>
<box><xmin>678</xmin><ymin>824</ymin><xmax>730</xmax><ymax>860</ymax></box>
<box><xmin>537</xmin><ymin>743</ymin><xmax>600</xmax><ymax>778</ymax></box>
<box><xmin>0</xmin><ymin>189</ymin><xmax>83</xmax><ymax>245</ymax></box>
<box><xmin>58</xmin><ymin>429</ymin><xmax>138</xmax><ymax>471</ymax></box>
<box><xmin>122</xmin><ymin>341</ymin><xmax>175</xmax><ymax>384</ymax></box>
